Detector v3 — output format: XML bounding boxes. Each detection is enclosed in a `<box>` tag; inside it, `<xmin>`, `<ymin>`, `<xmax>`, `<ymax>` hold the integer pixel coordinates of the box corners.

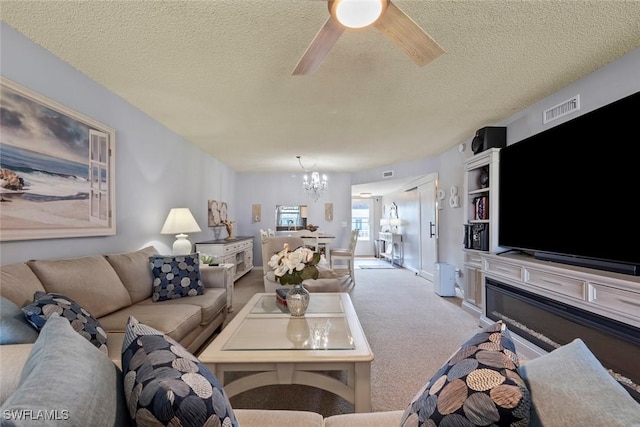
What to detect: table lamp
<box><xmin>389</xmin><ymin>218</ymin><xmax>402</xmax><ymax>233</ymax></box>
<box><xmin>161</xmin><ymin>208</ymin><xmax>202</xmax><ymax>255</ymax></box>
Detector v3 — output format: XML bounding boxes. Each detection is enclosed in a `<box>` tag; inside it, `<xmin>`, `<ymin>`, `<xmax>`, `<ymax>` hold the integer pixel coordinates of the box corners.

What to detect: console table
<box><xmin>378</xmin><ymin>232</ymin><xmax>403</xmax><ymax>266</ymax></box>
<box><xmin>196</xmin><ymin>236</ymin><xmax>253</xmax><ymax>282</ymax></box>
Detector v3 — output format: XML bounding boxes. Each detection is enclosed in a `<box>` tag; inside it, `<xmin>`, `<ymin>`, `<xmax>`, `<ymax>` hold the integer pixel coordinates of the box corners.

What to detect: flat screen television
<box><xmin>498</xmin><ymin>90</ymin><xmax>640</xmax><ymax>276</ymax></box>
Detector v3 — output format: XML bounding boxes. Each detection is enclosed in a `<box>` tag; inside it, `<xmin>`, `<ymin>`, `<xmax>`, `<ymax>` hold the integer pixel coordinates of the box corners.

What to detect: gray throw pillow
<box><xmin>520</xmin><ymin>338</ymin><xmax>640</xmax><ymax>427</ymax></box>
<box><xmin>0</xmin><ymin>313</ymin><xmax>130</xmax><ymax>427</ymax></box>
<box><xmin>0</xmin><ymin>296</ymin><xmax>39</xmax><ymax>344</ymax></box>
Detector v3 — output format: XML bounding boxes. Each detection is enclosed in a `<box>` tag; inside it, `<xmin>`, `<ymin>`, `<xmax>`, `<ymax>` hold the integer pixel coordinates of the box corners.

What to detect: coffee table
<box><xmin>198</xmin><ymin>292</ymin><xmax>373</xmax><ymax>412</ymax></box>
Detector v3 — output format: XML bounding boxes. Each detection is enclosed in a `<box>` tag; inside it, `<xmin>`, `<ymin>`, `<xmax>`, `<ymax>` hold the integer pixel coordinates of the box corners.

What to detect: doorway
<box><xmin>352</xmin><ymin>198</ymin><xmax>374</xmax><ymax>256</ymax></box>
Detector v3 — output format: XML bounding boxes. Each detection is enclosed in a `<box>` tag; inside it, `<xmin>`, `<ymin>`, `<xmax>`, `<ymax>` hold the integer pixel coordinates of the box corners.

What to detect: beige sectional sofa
<box><xmin>0</xmin><ymin>245</ymin><xmax>228</xmax><ymax>364</ymax></box>
<box><xmin>0</xmin><ymin>245</ymin><xmax>405</xmax><ymax>426</ymax></box>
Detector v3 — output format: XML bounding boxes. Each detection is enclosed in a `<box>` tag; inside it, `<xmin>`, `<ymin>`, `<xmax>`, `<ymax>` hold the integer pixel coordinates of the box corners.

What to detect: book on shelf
<box><xmin>474</xmin><ymin>196</ymin><xmax>489</xmax><ymax>220</ymax></box>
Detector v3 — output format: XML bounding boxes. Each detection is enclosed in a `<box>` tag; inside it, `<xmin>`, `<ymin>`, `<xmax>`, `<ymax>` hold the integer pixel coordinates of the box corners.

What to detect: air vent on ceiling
<box><xmin>543</xmin><ymin>94</ymin><xmax>580</xmax><ymax>124</ymax></box>
<box><xmin>382</xmin><ymin>170</ymin><xmax>394</xmax><ymax>179</ymax></box>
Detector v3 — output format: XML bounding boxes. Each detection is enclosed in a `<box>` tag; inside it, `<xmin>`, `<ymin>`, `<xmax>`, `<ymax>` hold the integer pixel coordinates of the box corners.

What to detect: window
<box><xmin>351</xmin><ymin>201</ymin><xmax>370</xmax><ymax>241</ymax></box>
<box><xmin>275</xmin><ymin>205</ymin><xmax>307</xmax><ymax>231</ymax></box>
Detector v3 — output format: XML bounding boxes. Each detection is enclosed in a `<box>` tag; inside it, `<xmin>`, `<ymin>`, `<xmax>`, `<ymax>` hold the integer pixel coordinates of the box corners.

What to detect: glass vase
<box><xmin>286</xmin><ymin>283</ymin><xmax>310</xmax><ymax>317</ymax></box>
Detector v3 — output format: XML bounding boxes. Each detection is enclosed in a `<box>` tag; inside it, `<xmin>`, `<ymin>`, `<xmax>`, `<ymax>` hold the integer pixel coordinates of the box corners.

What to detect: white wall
<box><xmin>0</xmin><ymin>23</ymin><xmax>237</xmax><ymax>264</ymax></box>
<box><xmin>235</xmin><ymin>172</ymin><xmax>352</xmax><ymax>267</ymax></box>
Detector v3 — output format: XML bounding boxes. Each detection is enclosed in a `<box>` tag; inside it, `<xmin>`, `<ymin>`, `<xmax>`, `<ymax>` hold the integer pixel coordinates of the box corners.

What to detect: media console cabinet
<box><xmin>196</xmin><ymin>236</ymin><xmax>254</xmax><ymax>282</ymax></box>
<box><xmin>478</xmin><ymin>252</ymin><xmax>640</xmax><ymax>363</ymax></box>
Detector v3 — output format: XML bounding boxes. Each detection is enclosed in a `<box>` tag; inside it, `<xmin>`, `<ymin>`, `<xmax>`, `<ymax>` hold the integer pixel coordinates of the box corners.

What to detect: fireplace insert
<box><xmin>485</xmin><ymin>278</ymin><xmax>640</xmax><ymax>393</ymax></box>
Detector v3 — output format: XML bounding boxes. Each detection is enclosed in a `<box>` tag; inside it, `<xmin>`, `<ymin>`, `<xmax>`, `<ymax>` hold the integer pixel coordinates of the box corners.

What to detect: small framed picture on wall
<box><xmin>325</xmin><ymin>203</ymin><xmax>333</xmax><ymax>221</ymax></box>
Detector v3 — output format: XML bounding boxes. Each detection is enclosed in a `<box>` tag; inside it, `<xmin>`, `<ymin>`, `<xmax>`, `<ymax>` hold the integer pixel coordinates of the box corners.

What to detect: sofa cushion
<box><xmin>137</xmin><ymin>288</ymin><xmax>226</xmax><ymax>326</ymax></box>
<box><xmin>27</xmin><ymin>255</ymin><xmax>132</xmax><ymax>318</ymax></box>
<box><xmin>0</xmin><ymin>314</ymin><xmax>130</xmax><ymax>427</ymax></box>
<box><xmin>324</xmin><ymin>410</ymin><xmax>405</xmax><ymax>426</ymax></box>
<box><xmin>234</xmin><ymin>409</ymin><xmax>324</xmax><ymax>427</ymax></box>
<box><xmin>520</xmin><ymin>338</ymin><xmax>640</xmax><ymax>427</ymax></box>
<box><xmin>0</xmin><ymin>296</ymin><xmax>39</xmax><ymax>345</ymax></box>
<box><xmin>121</xmin><ymin>316</ymin><xmax>238</xmax><ymax>427</ymax></box>
<box><xmin>0</xmin><ymin>262</ymin><xmax>46</xmax><ymax>308</ymax></box>
<box><xmin>0</xmin><ymin>344</ymin><xmax>33</xmax><ymax>406</ymax></box>
<box><xmin>22</xmin><ymin>291</ymin><xmax>108</xmax><ymax>354</ymax></box>
<box><xmin>105</xmin><ymin>246</ymin><xmax>159</xmax><ymax>304</ymax></box>
<box><xmin>399</xmin><ymin>321</ymin><xmax>531</xmax><ymax>426</ymax></box>
<box><xmin>98</xmin><ymin>302</ymin><xmax>201</xmax><ymax>343</ymax></box>
<box><xmin>149</xmin><ymin>254</ymin><xmax>204</xmax><ymax>302</ymax></box>
<box><xmin>107</xmin><ymin>332</ymin><xmax>126</xmax><ymax>368</ymax></box>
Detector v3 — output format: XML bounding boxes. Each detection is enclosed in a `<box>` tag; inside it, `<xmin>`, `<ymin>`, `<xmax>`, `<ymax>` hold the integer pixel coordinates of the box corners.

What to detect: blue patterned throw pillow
<box><xmin>149</xmin><ymin>254</ymin><xmax>204</xmax><ymax>302</ymax></box>
<box><xmin>21</xmin><ymin>291</ymin><xmax>108</xmax><ymax>354</ymax></box>
<box><xmin>122</xmin><ymin>316</ymin><xmax>238</xmax><ymax>427</ymax></box>
<box><xmin>399</xmin><ymin>321</ymin><xmax>531</xmax><ymax>426</ymax></box>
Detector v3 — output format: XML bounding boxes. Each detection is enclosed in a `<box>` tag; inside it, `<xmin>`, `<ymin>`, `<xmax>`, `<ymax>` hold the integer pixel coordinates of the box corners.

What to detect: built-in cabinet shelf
<box><xmin>378</xmin><ymin>232</ymin><xmax>403</xmax><ymax>266</ymax></box>
<box><xmin>195</xmin><ymin>236</ymin><xmax>253</xmax><ymax>282</ymax></box>
<box><xmin>462</xmin><ymin>148</ymin><xmax>501</xmax><ymax>317</ymax></box>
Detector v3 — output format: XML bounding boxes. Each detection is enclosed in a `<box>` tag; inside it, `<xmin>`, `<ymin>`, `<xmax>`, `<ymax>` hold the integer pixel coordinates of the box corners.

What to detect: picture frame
<box><xmin>0</xmin><ymin>77</ymin><xmax>116</xmax><ymax>241</ymax></box>
<box><xmin>208</xmin><ymin>200</ymin><xmax>228</xmax><ymax>226</ymax></box>
<box><xmin>252</xmin><ymin>204</ymin><xmax>261</xmax><ymax>222</ymax></box>
<box><xmin>325</xmin><ymin>203</ymin><xmax>333</xmax><ymax>221</ymax></box>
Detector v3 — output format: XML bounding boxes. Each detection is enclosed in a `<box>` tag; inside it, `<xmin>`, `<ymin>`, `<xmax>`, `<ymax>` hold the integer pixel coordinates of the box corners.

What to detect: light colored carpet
<box><xmin>218</xmin><ymin>266</ymin><xmax>481</xmax><ymax>417</ymax></box>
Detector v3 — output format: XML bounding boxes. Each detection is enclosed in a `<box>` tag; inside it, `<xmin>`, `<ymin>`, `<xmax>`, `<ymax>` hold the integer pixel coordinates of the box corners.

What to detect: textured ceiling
<box><xmin>2</xmin><ymin>0</ymin><xmax>640</xmax><ymax>176</ymax></box>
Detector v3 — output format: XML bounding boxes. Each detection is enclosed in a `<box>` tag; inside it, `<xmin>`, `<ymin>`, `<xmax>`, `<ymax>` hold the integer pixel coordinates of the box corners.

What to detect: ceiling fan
<box><xmin>292</xmin><ymin>0</ymin><xmax>445</xmax><ymax>75</ymax></box>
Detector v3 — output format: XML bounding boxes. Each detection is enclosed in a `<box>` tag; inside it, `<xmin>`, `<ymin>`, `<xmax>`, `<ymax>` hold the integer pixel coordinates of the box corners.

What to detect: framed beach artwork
<box><xmin>0</xmin><ymin>77</ymin><xmax>116</xmax><ymax>241</ymax></box>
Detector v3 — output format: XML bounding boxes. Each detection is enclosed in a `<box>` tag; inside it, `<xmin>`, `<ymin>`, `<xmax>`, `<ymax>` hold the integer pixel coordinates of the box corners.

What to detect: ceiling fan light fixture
<box><xmin>331</xmin><ymin>0</ymin><xmax>386</xmax><ymax>29</ymax></box>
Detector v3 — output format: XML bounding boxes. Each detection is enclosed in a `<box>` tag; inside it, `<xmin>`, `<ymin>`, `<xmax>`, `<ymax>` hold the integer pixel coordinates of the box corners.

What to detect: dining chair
<box><xmin>329</xmin><ymin>229</ymin><xmax>359</xmax><ymax>285</ymax></box>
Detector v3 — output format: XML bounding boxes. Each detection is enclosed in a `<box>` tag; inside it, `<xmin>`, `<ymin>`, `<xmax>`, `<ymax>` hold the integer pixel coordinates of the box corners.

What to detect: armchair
<box><xmin>261</xmin><ymin>236</ymin><xmax>343</xmax><ymax>293</ymax></box>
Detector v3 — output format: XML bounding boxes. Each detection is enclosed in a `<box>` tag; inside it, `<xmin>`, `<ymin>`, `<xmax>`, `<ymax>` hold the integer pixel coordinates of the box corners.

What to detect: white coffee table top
<box><xmin>199</xmin><ymin>292</ymin><xmax>373</xmax><ymax>363</ymax></box>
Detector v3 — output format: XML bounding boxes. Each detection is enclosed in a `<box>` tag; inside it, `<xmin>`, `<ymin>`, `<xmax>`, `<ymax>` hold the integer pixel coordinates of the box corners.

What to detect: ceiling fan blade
<box><xmin>292</xmin><ymin>16</ymin><xmax>345</xmax><ymax>75</ymax></box>
<box><xmin>374</xmin><ymin>1</ymin><xmax>444</xmax><ymax>67</ymax></box>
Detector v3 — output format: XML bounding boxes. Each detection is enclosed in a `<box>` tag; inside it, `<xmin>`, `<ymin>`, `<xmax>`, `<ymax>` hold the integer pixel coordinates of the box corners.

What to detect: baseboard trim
<box><xmin>461</xmin><ymin>301</ymin><xmax>482</xmax><ymax>319</ymax></box>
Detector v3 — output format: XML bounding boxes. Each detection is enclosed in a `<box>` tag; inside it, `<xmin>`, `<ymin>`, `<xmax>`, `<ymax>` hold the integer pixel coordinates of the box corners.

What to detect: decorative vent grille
<box><xmin>543</xmin><ymin>95</ymin><xmax>580</xmax><ymax>124</ymax></box>
<box><xmin>382</xmin><ymin>170</ymin><xmax>394</xmax><ymax>179</ymax></box>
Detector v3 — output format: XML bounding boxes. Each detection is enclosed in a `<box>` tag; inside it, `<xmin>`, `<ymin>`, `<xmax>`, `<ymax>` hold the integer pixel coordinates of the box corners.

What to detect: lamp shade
<box><xmin>161</xmin><ymin>208</ymin><xmax>202</xmax><ymax>234</ymax></box>
<box><xmin>389</xmin><ymin>218</ymin><xmax>402</xmax><ymax>227</ymax></box>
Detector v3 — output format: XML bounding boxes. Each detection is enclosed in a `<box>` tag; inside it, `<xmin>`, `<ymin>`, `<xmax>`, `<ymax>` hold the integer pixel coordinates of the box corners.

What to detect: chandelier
<box><xmin>297</xmin><ymin>156</ymin><xmax>328</xmax><ymax>202</ymax></box>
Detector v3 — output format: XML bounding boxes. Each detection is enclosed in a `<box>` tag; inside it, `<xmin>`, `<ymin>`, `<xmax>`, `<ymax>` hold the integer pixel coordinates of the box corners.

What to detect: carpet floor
<box><xmin>218</xmin><ymin>263</ymin><xmax>481</xmax><ymax>417</ymax></box>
